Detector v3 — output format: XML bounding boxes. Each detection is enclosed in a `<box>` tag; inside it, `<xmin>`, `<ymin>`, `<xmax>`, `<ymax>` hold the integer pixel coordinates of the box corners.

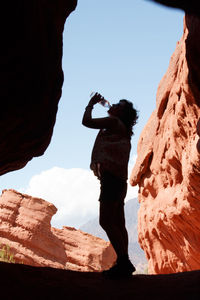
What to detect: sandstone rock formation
<box><xmin>0</xmin><ymin>189</ymin><xmax>116</xmax><ymax>271</ymax></box>
<box><xmin>130</xmin><ymin>15</ymin><xmax>200</xmax><ymax>274</ymax></box>
<box><xmin>0</xmin><ymin>0</ymin><xmax>77</xmax><ymax>175</ymax></box>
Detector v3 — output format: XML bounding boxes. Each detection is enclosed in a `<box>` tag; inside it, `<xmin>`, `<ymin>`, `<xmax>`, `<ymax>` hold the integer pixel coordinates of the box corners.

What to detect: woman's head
<box><xmin>108</xmin><ymin>99</ymin><xmax>138</xmax><ymax>137</ymax></box>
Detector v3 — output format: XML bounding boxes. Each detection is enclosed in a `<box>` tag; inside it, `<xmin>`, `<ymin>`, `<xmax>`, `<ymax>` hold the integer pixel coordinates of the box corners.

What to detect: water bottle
<box><xmin>90</xmin><ymin>92</ymin><xmax>111</xmax><ymax>108</ymax></box>
<box><xmin>99</xmin><ymin>98</ymin><xmax>111</xmax><ymax>108</ymax></box>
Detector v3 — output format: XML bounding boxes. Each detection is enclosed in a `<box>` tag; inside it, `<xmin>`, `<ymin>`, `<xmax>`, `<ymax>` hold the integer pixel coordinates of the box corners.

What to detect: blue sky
<box><xmin>0</xmin><ymin>1</ymin><xmax>184</xmax><ymax>228</ymax></box>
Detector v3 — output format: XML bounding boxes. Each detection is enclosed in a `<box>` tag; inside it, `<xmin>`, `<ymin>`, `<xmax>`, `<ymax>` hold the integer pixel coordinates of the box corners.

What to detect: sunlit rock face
<box><xmin>0</xmin><ymin>189</ymin><xmax>116</xmax><ymax>271</ymax></box>
<box><xmin>130</xmin><ymin>15</ymin><xmax>200</xmax><ymax>274</ymax></box>
<box><xmin>0</xmin><ymin>0</ymin><xmax>77</xmax><ymax>175</ymax></box>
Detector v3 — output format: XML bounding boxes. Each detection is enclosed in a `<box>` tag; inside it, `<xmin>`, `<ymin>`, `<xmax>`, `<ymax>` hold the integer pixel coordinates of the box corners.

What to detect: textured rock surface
<box><xmin>130</xmin><ymin>15</ymin><xmax>200</xmax><ymax>274</ymax></box>
<box><xmin>0</xmin><ymin>189</ymin><xmax>116</xmax><ymax>271</ymax></box>
<box><xmin>0</xmin><ymin>0</ymin><xmax>77</xmax><ymax>175</ymax></box>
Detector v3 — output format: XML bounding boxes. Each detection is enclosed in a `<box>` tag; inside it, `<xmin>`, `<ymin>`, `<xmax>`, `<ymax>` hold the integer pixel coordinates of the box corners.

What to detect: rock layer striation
<box><xmin>0</xmin><ymin>189</ymin><xmax>116</xmax><ymax>271</ymax></box>
<box><xmin>130</xmin><ymin>15</ymin><xmax>200</xmax><ymax>274</ymax></box>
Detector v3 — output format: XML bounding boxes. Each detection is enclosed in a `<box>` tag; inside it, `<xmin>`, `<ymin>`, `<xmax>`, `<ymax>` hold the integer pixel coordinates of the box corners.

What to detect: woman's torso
<box><xmin>90</xmin><ymin>117</ymin><xmax>131</xmax><ymax>180</ymax></box>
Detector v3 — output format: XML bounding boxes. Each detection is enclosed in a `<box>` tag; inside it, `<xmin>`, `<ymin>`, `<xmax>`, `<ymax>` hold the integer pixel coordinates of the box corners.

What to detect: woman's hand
<box><xmin>88</xmin><ymin>92</ymin><xmax>104</xmax><ymax>106</ymax></box>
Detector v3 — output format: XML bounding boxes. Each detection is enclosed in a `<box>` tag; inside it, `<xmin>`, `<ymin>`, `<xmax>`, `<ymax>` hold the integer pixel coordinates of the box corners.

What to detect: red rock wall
<box><xmin>0</xmin><ymin>1</ymin><xmax>77</xmax><ymax>175</ymax></box>
<box><xmin>0</xmin><ymin>189</ymin><xmax>116</xmax><ymax>271</ymax></box>
<box><xmin>130</xmin><ymin>15</ymin><xmax>200</xmax><ymax>274</ymax></box>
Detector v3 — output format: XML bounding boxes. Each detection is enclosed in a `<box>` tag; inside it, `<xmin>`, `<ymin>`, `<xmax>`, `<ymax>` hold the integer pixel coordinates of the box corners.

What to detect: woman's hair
<box><xmin>118</xmin><ymin>99</ymin><xmax>139</xmax><ymax>137</ymax></box>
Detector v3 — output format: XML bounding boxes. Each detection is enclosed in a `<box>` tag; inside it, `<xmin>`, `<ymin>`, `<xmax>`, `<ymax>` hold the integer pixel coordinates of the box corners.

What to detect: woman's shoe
<box><xmin>102</xmin><ymin>259</ymin><xmax>135</xmax><ymax>279</ymax></box>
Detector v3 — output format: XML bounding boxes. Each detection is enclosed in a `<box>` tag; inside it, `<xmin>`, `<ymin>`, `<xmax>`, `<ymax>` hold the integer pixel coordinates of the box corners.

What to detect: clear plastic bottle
<box><xmin>99</xmin><ymin>98</ymin><xmax>111</xmax><ymax>108</ymax></box>
<box><xmin>90</xmin><ymin>92</ymin><xmax>111</xmax><ymax>108</ymax></box>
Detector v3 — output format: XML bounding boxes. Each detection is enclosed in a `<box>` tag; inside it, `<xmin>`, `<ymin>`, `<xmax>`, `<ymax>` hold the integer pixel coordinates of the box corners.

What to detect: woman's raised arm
<box><xmin>82</xmin><ymin>93</ymin><xmax>117</xmax><ymax>129</ymax></box>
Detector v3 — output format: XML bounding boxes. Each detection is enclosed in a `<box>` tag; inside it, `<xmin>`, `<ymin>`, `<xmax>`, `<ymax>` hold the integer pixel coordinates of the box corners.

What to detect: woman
<box><xmin>82</xmin><ymin>92</ymin><xmax>138</xmax><ymax>278</ymax></box>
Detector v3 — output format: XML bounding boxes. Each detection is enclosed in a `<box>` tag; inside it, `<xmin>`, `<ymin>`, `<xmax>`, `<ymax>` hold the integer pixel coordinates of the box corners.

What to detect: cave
<box><xmin>1</xmin><ymin>0</ymin><xmax>200</xmax><ymax>298</ymax></box>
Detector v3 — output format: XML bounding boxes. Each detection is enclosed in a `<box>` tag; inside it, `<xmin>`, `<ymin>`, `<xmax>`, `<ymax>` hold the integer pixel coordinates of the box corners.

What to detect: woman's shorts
<box><xmin>98</xmin><ymin>171</ymin><xmax>127</xmax><ymax>202</ymax></box>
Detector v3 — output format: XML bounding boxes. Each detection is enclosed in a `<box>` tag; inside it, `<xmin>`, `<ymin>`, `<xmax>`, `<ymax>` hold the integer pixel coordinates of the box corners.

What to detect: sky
<box><xmin>0</xmin><ymin>0</ymin><xmax>184</xmax><ymax>229</ymax></box>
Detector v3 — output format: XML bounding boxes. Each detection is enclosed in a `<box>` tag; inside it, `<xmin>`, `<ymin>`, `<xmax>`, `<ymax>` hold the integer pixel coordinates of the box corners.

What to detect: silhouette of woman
<box><xmin>82</xmin><ymin>92</ymin><xmax>138</xmax><ymax>278</ymax></box>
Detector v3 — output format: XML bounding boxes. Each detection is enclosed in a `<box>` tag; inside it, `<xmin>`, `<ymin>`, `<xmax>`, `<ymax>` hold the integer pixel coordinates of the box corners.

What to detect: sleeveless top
<box><xmin>90</xmin><ymin>128</ymin><xmax>131</xmax><ymax>180</ymax></box>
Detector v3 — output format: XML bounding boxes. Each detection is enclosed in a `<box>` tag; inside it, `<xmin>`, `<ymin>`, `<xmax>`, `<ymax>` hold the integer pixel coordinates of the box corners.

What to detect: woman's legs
<box><xmin>99</xmin><ymin>200</ymin><xmax>128</xmax><ymax>259</ymax></box>
<box><xmin>98</xmin><ymin>172</ymin><xmax>135</xmax><ymax>277</ymax></box>
<box><xmin>99</xmin><ymin>200</ymin><xmax>135</xmax><ymax>277</ymax></box>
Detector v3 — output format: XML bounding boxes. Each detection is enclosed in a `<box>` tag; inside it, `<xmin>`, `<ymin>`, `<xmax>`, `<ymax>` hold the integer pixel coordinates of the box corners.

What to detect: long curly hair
<box><xmin>118</xmin><ymin>99</ymin><xmax>139</xmax><ymax>138</ymax></box>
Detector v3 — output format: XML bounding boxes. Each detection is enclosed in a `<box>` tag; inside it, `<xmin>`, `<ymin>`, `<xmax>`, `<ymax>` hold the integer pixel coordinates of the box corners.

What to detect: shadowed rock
<box><xmin>0</xmin><ymin>0</ymin><xmax>77</xmax><ymax>175</ymax></box>
<box><xmin>151</xmin><ymin>0</ymin><xmax>200</xmax><ymax>16</ymax></box>
<box><xmin>0</xmin><ymin>262</ymin><xmax>199</xmax><ymax>299</ymax></box>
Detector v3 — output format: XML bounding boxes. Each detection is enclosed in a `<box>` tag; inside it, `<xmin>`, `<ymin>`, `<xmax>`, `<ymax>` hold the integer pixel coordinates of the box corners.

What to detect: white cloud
<box><xmin>21</xmin><ymin>167</ymin><xmax>100</xmax><ymax>229</ymax></box>
<box><xmin>20</xmin><ymin>163</ymin><xmax>138</xmax><ymax>229</ymax></box>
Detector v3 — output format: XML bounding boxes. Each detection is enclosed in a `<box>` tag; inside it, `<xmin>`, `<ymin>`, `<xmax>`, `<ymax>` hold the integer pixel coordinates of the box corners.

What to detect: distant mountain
<box><xmin>80</xmin><ymin>198</ymin><xmax>147</xmax><ymax>267</ymax></box>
